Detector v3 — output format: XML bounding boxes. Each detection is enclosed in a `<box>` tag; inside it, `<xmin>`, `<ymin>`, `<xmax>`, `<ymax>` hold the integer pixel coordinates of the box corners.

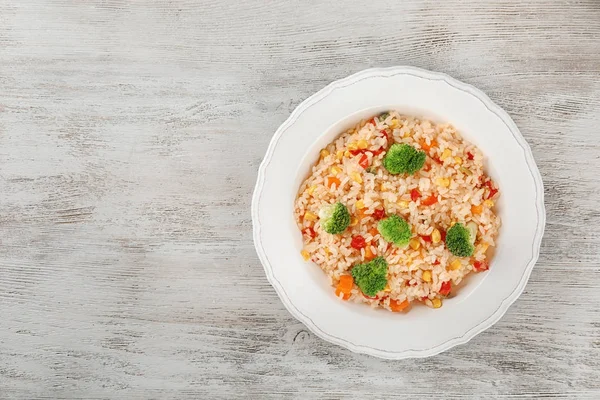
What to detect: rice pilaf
<box><xmin>294</xmin><ymin>111</ymin><xmax>501</xmax><ymax>312</ymax></box>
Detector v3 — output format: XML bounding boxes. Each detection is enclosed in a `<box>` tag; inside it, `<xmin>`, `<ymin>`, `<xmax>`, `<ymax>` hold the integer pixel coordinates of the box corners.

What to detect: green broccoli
<box><xmin>351</xmin><ymin>256</ymin><xmax>388</xmax><ymax>297</ymax></box>
<box><xmin>318</xmin><ymin>202</ymin><xmax>350</xmax><ymax>234</ymax></box>
<box><xmin>377</xmin><ymin>215</ymin><xmax>412</xmax><ymax>247</ymax></box>
<box><xmin>382</xmin><ymin>143</ymin><xmax>426</xmax><ymax>175</ymax></box>
<box><xmin>379</xmin><ymin>112</ymin><xmax>390</xmax><ymax>122</ymax></box>
<box><xmin>445</xmin><ymin>223</ymin><xmax>475</xmax><ymax>257</ymax></box>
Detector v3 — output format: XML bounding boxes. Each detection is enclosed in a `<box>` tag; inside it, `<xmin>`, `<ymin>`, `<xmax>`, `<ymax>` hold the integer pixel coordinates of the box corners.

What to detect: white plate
<box><xmin>252</xmin><ymin>66</ymin><xmax>545</xmax><ymax>359</ymax></box>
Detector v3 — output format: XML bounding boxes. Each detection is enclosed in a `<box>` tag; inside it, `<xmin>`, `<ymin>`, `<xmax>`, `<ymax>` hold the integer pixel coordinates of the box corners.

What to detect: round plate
<box><xmin>252</xmin><ymin>66</ymin><xmax>545</xmax><ymax>359</ymax></box>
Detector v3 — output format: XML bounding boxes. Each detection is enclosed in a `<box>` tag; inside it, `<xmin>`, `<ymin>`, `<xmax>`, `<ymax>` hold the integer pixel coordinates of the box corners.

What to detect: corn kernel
<box><xmin>384</xmin><ymin>283</ymin><xmax>391</xmax><ymax>292</ymax></box>
<box><xmin>484</xmin><ymin>199</ymin><xmax>495</xmax><ymax>208</ymax></box>
<box><xmin>344</xmin><ymin>150</ymin><xmax>352</xmax><ymax>158</ymax></box>
<box><xmin>304</xmin><ymin>211</ymin><xmax>317</xmax><ymax>221</ymax></box>
<box><xmin>301</xmin><ymin>250</ymin><xmax>310</xmax><ymax>261</ymax></box>
<box><xmin>355</xmin><ymin>200</ymin><xmax>365</xmax><ymax>209</ymax></box>
<box><xmin>431</xmin><ymin>229</ymin><xmax>441</xmax><ymax>244</ymax></box>
<box><xmin>440</xmin><ymin>148</ymin><xmax>452</xmax><ymax>161</ymax></box>
<box><xmin>422</xmin><ymin>270</ymin><xmax>432</xmax><ymax>282</ymax></box>
<box><xmin>435</xmin><ymin>177</ymin><xmax>450</xmax><ymax>187</ymax></box>
<box><xmin>409</xmin><ymin>238</ymin><xmax>421</xmax><ymax>250</ymax></box>
<box><xmin>324</xmin><ymin>247</ymin><xmax>331</xmax><ymax>255</ymax></box>
<box><xmin>336</xmin><ymin>150</ymin><xmax>344</xmax><ymax>161</ymax></box>
<box><xmin>347</xmin><ymin>142</ymin><xmax>358</xmax><ymax>151</ymax></box>
<box><xmin>320</xmin><ymin>149</ymin><xmax>330</xmax><ymax>159</ymax></box>
<box><xmin>478</xmin><ymin>242</ymin><xmax>489</xmax><ymax>253</ymax></box>
<box><xmin>350</xmin><ymin>216</ymin><xmax>358</xmax><ymax>227</ymax></box>
<box><xmin>454</xmin><ymin>156</ymin><xmax>463</xmax><ymax>165</ymax></box>
<box><xmin>398</xmin><ymin>200</ymin><xmax>409</xmax><ymax>209</ymax></box>
<box><xmin>330</xmin><ymin>166</ymin><xmax>342</xmax><ymax>176</ymax></box>
<box><xmin>380</xmin><ymin>183</ymin><xmax>386</xmax><ymax>191</ymax></box>
<box><xmin>389</xmin><ymin>119</ymin><xmax>398</xmax><ymax>129</ymax></box>
<box><xmin>449</xmin><ymin>259</ymin><xmax>461</xmax><ymax>271</ymax></box>
<box><xmin>432</xmin><ymin>298</ymin><xmax>442</xmax><ymax>308</ymax></box>
<box><xmin>350</xmin><ymin>172</ymin><xmax>363</xmax><ymax>184</ymax></box>
<box><xmin>403</xmin><ymin>130</ymin><xmax>412</xmax><ymax>138</ymax></box>
<box><xmin>307</xmin><ymin>185</ymin><xmax>316</xmax><ymax>195</ymax></box>
<box><xmin>357</xmin><ymin>139</ymin><xmax>368</xmax><ymax>149</ymax></box>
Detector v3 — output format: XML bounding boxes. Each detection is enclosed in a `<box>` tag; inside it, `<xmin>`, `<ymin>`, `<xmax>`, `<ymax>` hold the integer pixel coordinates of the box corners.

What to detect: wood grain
<box><xmin>1</xmin><ymin>0</ymin><xmax>600</xmax><ymax>398</ymax></box>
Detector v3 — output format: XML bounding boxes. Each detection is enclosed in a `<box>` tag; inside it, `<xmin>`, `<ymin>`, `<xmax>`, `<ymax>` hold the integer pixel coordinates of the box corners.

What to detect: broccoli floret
<box><xmin>382</xmin><ymin>143</ymin><xmax>426</xmax><ymax>175</ymax></box>
<box><xmin>445</xmin><ymin>223</ymin><xmax>475</xmax><ymax>257</ymax></box>
<box><xmin>377</xmin><ymin>214</ymin><xmax>412</xmax><ymax>247</ymax></box>
<box><xmin>318</xmin><ymin>202</ymin><xmax>350</xmax><ymax>234</ymax></box>
<box><xmin>379</xmin><ymin>112</ymin><xmax>390</xmax><ymax>121</ymax></box>
<box><xmin>351</xmin><ymin>256</ymin><xmax>388</xmax><ymax>297</ymax></box>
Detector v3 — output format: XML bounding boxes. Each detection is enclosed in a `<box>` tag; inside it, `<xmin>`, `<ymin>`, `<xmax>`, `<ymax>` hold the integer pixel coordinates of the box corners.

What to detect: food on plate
<box><xmin>295</xmin><ymin>111</ymin><xmax>501</xmax><ymax>312</ymax></box>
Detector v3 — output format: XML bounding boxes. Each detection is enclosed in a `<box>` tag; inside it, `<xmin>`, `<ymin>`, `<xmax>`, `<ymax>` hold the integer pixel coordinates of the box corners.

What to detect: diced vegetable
<box><xmin>369</xmin><ymin>227</ymin><xmax>379</xmax><ymax>237</ymax></box>
<box><xmin>471</xmin><ymin>204</ymin><xmax>483</xmax><ymax>215</ymax></box>
<box><xmin>326</xmin><ymin>176</ymin><xmax>341</xmax><ymax>189</ymax></box>
<box><xmin>357</xmin><ymin>139</ymin><xmax>368</xmax><ymax>150</ymax></box>
<box><xmin>351</xmin><ymin>256</ymin><xmax>388</xmax><ymax>297</ymax></box>
<box><xmin>320</xmin><ymin>149</ymin><xmax>330</xmax><ymax>159</ymax></box>
<box><xmin>439</xmin><ymin>281</ymin><xmax>452</xmax><ymax>296</ymax></box>
<box><xmin>421</xmin><ymin>234</ymin><xmax>432</xmax><ymax>243</ymax></box>
<box><xmin>351</xmin><ymin>235</ymin><xmax>366</xmax><ymax>250</ymax></box>
<box><xmin>355</xmin><ymin>200</ymin><xmax>365</xmax><ymax>209</ymax></box>
<box><xmin>449</xmin><ymin>259</ymin><xmax>461</xmax><ymax>270</ymax></box>
<box><xmin>358</xmin><ymin>154</ymin><xmax>369</xmax><ymax>169</ymax></box>
<box><xmin>484</xmin><ymin>199</ymin><xmax>494</xmax><ymax>208</ymax></box>
<box><xmin>335</xmin><ymin>287</ymin><xmax>351</xmax><ymax>300</ymax></box>
<box><xmin>350</xmin><ymin>172</ymin><xmax>363</xmax><ymax>184</ymax></box>
<box><xmin>409</xmin><ymin>238</ymin><xmax>421</xmax><ymax>250</ymax></box>
<box><xmin>318</xmin><ymin>202</ymin><xmax>351</xmax><ymax>234</ymax></box>
<box><xmin>454</xmin><ymin>156</ymin><xmax>463</xmax><ymax>165</ymax></box>
<box><xmin>390</xmin><ymin>299</ymin><xmax>410</xmax><ymax>312</ymax></box>
<box><xmin>379</xmin><ymin>112</ymin><xmax>390</xmax><ymax>121</ymax></box>
<box><xmin>473</xmin><ymin>260</ymin><xmax>489</xmax><ymax>271</ymax></box>
<box><xmin>338</xmin><ymin>275</ymin><xmax>353</xmax><ymax>293</ymax></box>
<box><xmin>373</xmin><ymin>208</ymin><xmax>386</xmax><ymax>220</ymax></box>
<box><xmin>330</xmin><ymin>166</ymin><xmax>342</xmax><ymax>176</ymax></box>
<box><xmin>422</xmin><ymin>270</ymin><xmax>432</xmax><ymax>282</ymax></box>
<box><xmin>303</xmin><ymin>211</ymin><xmax>317</xmax><ymax>221</ymax></box>
<box><xmin>440</xmin><ymin>148</ymin><xmax>452</xmax><ymax>161</ymax></box>
<box><xmin>435</xmin><ymin>177</ymin><xmax>450</xmax><ymax>187</ymax></box>
<box><xmin>410</xmin><ymin>188</ymin><xmax>421</xmax><ymax>202</ymax></box>
<box><xmin>431</xmin><ymin>298</ymin><xmax>442</xmax><ymax>308</ymax></box>
<box><xmin>301</xmin><ymin>250</ymin><xmax>310</xmax><ymax>261</ymax></box>
<box><xmin>364</xmin><ymin>245</ymin><xmax>375</xmax><ymax>261</ymax></box>
<box><xmin>421</xmin><ymin>194</ymin><xmax>438</xmax><ymax>206</ymax></box>
<box><xmin>431</xmin><ymin>228</ymin><xmax>441</xmax><ymax>244</ymax></box>
<box><xmin>467</xmin><ymin>151</ymin><xmax>474</xmax><ymax>160</ymax></box>
<box><xmin>466</xmin><ymin>221</ymin><xmax>478</xmax><ymax>244</ymax></box>
<box><xmin>302</xmin><ymin>227</ymin><xmax>316</xmax><ymax>239</ymax></box>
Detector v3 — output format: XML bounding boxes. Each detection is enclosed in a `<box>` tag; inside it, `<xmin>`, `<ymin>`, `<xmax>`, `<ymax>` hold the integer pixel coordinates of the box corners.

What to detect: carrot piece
<box><xmin>390</xmin><ymin>299</ymin><xmax>410</xmax><ymax>312</ymax></box>
<box><xmin>369</xmin><ymin>227</ymin><xmax>379</xmax><ymax>237</ymax></box>
<box><xmin>326</xmin><ymin>176</ymin><xmax>341</xmax><ymax>189</ymax></box>
<box><xmin>471</xmin><ymin>204</ymin><xmax>483</xmax><ymax>215</ymax></box>
<box><xmin>335</xmin><ymin>287</ymin><xmax>351</xmax><ymax>300</ymax></box>
<box><xmin>421</xmin><ymin>194</ymin><xmax>438</xmax><ymax>206</ymax></box>
<box><xmin>364</xmin><ymin>245</ymin><xmax>375</xmax><ymax>261</ymax></box>
<box><xmin>419</xmin><ymin>139</ymin><xmax>431</xmax><ymax>151</ymax></box>
<box><xmin>338</xmin><ymin>275</ymin><xmax>353</xmax><ymax>293</ymax></box>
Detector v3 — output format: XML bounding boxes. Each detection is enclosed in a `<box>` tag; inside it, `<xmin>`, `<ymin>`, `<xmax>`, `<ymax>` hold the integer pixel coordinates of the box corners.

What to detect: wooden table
<box><xmin>1</xmin><ymin>1</ymin><xmax>599</xmax><ymax>398</ymax></box>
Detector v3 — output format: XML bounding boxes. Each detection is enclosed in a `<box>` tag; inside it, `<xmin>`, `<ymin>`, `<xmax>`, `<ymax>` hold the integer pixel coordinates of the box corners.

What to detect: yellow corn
<box><xmin>403</xmin><ymin>130</ymin><xmax>412</xmax><ymax>138</ymax></box>
<box><xmin>384</xmin><ymin>284</ymin><xmax>391</xmax><ymax>292</ymax></box>
<box><xmin>380</xmin><ymin>183</ymin><xmax>386</xmax><ymax>191</ymax></box>
<box><xmin>344</xmin><ymin>150</ymin><xmax>352</xmax><ymax>158</ymax></box>
<box><xmin>355</xmin><ymin>200</ymin><xmax>365</xmax><ymax>210</ymax></box>
<box><xmin>307</xmin><ymin>185</ymin><xmax>316</xmax><ymax>195</ymax></box>
<box><xmin>422</xmin><ymin>270</ymin><xmax>432</xmax><ymax>282</ymax></box>
<box><xmin>409</xmin><ymin>238</ymin><xmax>421</xmax><ymax>250</ymax></box>
<box><xmin>398</xmin><ymin>200</ymin><xmax>409</xmax><ymax>209</ymax></box>
<box><xmin>347</xmin><ymin>142</ymin><xmax>359</xmax><ymax>151</ymax></box>
<box><xmin>336</xmin><ymin>150</ymin><xmax>344</xmax><ymax>161</ymax></box>
<box><xmin>330</xmin><ymin>166</ymin><xmax>342</xmax><ymax>176</ymax></box>
<box><xmin>350</xmin><ymin>216</ymin><xmax>358</xmax><ymax>227</ymax></box>
<box><xmin>324</xmin><ymin>247</ymin><xmax>331</xmax><ymax>255</ymax></box>
<box><xmin>484</xmin><ymin>199</ymin><xmax>495</xmax><ymax>208</ymax></box>
<box><xmin>431</xmin><ymin>229</ymin><xmax>441</xmax><ymax>244</ymax></box>
<box><xmin>301</xmin><ymin>250</ymin><xmax>310</xmax><ymax>261</ymax></box>
<box><xmin>478</xmin><ymin>242</ymin><xmax>489</xmax><ymax>253</ymax></box>
<box><xmin>389</xmin><ymin>119</ymin><xmax>398</xmax><ymax>129</ymax></box>
<box><xmin>454</xmin><ymin>156</ymin><xmax>463</xmax><ymax>165</ymax></box>
<box><xmin>435</xmin><ymin>177</ymin><xmax>450</xmax><ymax>187</ymax></box>
<box><xmin>304</xmin><ymin>211</ymin><xmax>317</xmax><ymax>221</ymax></box>
<box><xmin>440</xmin><ymin>148</ymin><xmax>452</xmax><ymax>161</ymax></box>
<box><xmin>432</xmin><ymin>298</ymin><xmax>442</xmax><ymax>308</ymax></box>
<box><xmin>357</xmin><ymin>139</ymin><xmax>368</xmax><ymax>150</ymax></box>
<box><xmin>449</xmin><ymin>259</ymin><xmax>461</xmax><ymax>271</ymax></box>
<box><xmin>350</xmin><ymin>172</ymin><xmax>363</xmax><ymax>184</ymax></box>
<box><xmin>320</xmin><ymin>149</ymin><xmax>330</xmax><ymax>159</ymax></box>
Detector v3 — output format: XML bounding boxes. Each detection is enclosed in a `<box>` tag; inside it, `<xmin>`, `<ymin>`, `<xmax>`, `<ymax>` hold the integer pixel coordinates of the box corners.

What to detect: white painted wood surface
<box><xmin>1</xmin><ymin>1</ymin><xmax>599</xmax><ymax>398</ymax></box>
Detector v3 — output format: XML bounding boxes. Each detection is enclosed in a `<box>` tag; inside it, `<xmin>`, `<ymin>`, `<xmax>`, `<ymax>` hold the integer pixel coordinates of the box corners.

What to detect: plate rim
<box><xmin>252</xmin><ymin>66</ymin><xmax>546</xmax><ymax>359</ymax></box>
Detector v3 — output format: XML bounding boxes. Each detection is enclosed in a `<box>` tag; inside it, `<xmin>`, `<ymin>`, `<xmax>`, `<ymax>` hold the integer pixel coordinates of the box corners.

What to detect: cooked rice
<box><xmin>294</xmin><ymin>111</ymin><xmax>501</xmax><ymax>312</ymax></box>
